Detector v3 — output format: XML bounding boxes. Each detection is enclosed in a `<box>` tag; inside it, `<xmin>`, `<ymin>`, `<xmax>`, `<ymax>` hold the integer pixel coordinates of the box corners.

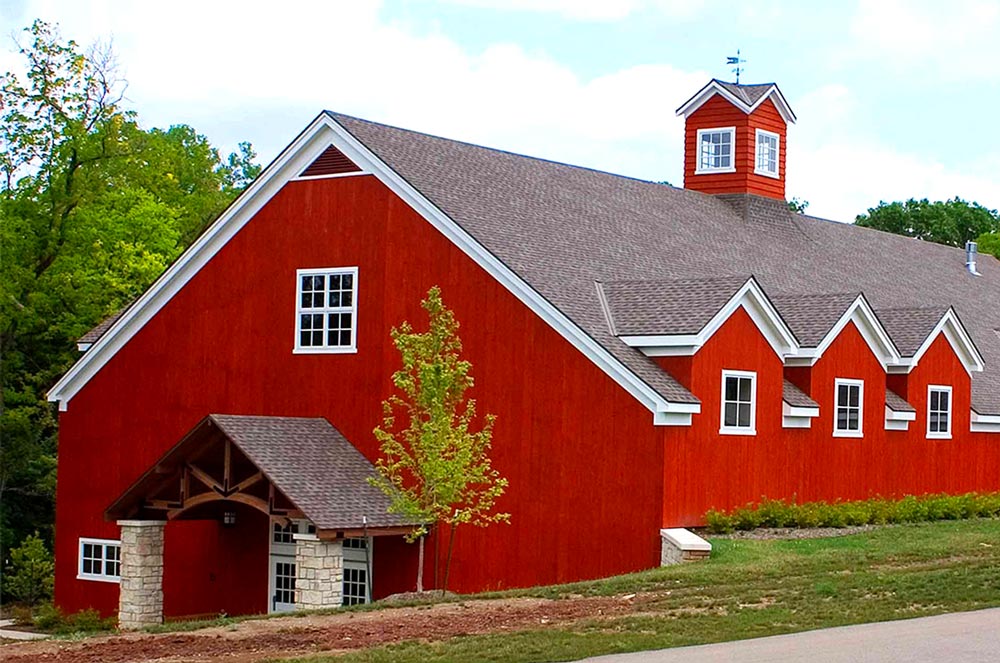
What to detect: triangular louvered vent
<box><xmin>299</xmin><ymin>145</ymin><xmax>361</xmax><ymax>177</ymax></box>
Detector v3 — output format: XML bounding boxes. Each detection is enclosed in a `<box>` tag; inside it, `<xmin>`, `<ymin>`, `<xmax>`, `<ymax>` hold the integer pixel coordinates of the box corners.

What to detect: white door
<box><xmin>342</xmin><ymin>537</ymin><xmax>372</xmax><ymax>605</ymax></box>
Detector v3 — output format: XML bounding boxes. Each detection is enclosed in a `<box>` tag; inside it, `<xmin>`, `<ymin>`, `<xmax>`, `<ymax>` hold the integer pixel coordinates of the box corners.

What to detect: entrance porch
<box><xmin>106</xmin><ymin>414</ymin><xmax>416</xmax><ymax>629</ymax></box>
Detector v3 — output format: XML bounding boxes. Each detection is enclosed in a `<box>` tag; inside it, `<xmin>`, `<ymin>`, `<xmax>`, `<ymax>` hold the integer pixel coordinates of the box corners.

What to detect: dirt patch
<box><xmin>0</xmin><ymin>595</ymin><xmax>637</xmax><ymax>663</ymax></box>
<box><xmin>708</xmin><ymin>524</ymin><xmax>883</xmax><ymax>540</ymax></box>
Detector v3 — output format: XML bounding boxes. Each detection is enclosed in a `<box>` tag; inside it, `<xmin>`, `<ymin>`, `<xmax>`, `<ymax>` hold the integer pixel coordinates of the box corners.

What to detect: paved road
<box><xmin>585</xmin><ymin>608</ymin><xmax>1000</xmax><ymax>662</ymax></box>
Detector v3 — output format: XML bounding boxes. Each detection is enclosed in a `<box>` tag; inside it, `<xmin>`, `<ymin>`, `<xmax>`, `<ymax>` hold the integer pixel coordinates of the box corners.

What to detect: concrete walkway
<box><xmin>586</xmin><ymin>608</ymin><xmax>1000</xmax><ymax>662</ymax></box>
<box><xmin>0</xmin><ymin>618</ymin><xmax>47</xmax><ymax>641</ymax></box>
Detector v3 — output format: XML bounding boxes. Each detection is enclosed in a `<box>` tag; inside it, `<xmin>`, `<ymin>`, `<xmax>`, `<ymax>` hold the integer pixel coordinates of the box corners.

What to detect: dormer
<box><xmin>676</xmin><ymin>79</ymin><xmax>796</xmax><ymax>201</ymax></box>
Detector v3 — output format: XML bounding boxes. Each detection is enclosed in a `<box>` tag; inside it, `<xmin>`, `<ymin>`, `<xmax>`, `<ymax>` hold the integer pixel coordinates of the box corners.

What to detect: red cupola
<box><xmin>676</xmin><ymin>79</ymin><xmax>796</xmax><ymax>200</ymax></box>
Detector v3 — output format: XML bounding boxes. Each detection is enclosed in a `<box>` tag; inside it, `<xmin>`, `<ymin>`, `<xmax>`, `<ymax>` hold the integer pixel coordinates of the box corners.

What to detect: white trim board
<box><xmin>784</xmin><ymin>295</ymin><xmax>903</xmax><ymax>371</ymax></box>
<box><xmin>675</xmin><ymin>80</ymin><xmax>797</xmax><ymax>124</ymax></box>
<box><xmin>891</xmin><ymin>308</ymin><xmax>985</xmax><ymax>376</ymax></box>
<box><xmin>47</xmin><ymin>113</ymin><xmax>698</xmax><ymax>426</ymax></box>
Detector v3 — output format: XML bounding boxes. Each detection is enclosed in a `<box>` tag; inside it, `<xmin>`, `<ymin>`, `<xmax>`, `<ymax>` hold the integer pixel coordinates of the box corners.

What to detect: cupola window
<box><xmin>696</xmin><ymin>127</ymin><xmax>735</xmax><ymax>173</ymax></box>
<box><xmin>755</xmin><ymin>129</ymin><xmax>779</xmax><ymax>178</ymax></box>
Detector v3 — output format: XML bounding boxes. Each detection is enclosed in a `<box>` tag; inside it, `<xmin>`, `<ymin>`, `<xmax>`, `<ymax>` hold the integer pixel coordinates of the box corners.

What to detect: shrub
<box><xmin>33</xmin><ymin>603</ymin><xmax>65</xmax><ymax>630</ymax></box>
<box><xmin>2</xmin><ymin>532</ymin><xmax>54</xmax><ymax>605</ymax></box>
<box><xmin>33</xmin><ymin>605</ymin><xmax>115</xmax><ymax>634</ymax></box>
<box><xmin>702</xmin><ymin>491</ymin><xmax>1000</xmax><ymax>533</ymax></box>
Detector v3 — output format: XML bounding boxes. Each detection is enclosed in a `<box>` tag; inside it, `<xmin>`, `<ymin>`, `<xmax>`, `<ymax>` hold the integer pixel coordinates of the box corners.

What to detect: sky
<box><xmin>1</xmin><ymin>0</ymin><xmax>998</xmax><ymax>221</ymax></box>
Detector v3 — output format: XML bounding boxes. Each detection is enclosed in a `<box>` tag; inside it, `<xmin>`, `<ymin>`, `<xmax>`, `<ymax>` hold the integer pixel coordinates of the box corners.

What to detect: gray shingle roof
<box><xmin>783</xmin><ymin>380</ymin><xmax>818</xmax><ymax>408</ymax></box>
<box><xmin>601</xmin><ymin>276</ymin><xmax>748</xmax><ymax>336</ymax></box>
<box><xmin>210</xmin><ymin>415</ymin><xmax>412</xmax><ymax>530</ymax></box>
<box><xmin>79</xmin><ymin>308</ymin><xmax>128</xmax><ymax>344</ymax></box>
<box><xmin>875</xmin><ymin>306</ymin><xmax>951</xmax><ymax>357</ymax></box>
<box><xmin>329</xmin><ymin>112</ymin><xmax>1000</xmax><ymax>415</ymax></box>
<box><xmin>770</xmin><ymin>293</ymin><xmax>859</xmax><ymax>347</ymax></box>
<box><xmin>715</xmin><ymin>80</ymin><xmax>775</xmax><ymax>106</ymax></box>
<box><xmin>886</xmin><ymin>388</ymin><xmax>916</xmax><ymax>413</ymax></box>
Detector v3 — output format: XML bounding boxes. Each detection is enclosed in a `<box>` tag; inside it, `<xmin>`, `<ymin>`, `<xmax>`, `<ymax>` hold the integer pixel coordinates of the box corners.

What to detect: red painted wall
<box><xmin>53</xmin><ymin>171</ymin><xmax>999</xmax><ymax>619</ymax></box>
<box><xmin>683</xmin><ymin>95</ymin><xmax>787</xmax><ymax>200</ymax></box>
<box><xmin>54</xmin><ymin>174</ymin><xmax>666</xmax><ymax>617</ymax></box>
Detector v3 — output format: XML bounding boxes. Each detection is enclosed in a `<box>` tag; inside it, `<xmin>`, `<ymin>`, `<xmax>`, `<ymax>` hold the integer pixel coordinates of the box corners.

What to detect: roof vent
<box><xmin>966</xmin><ymin>240</ymin><xmax>981</xmax><ymax>276</ymax></box>
<box><xmin>299</xmin><ymin>145</ymin><xmax>361</xmax><ymax>178</ymax></box>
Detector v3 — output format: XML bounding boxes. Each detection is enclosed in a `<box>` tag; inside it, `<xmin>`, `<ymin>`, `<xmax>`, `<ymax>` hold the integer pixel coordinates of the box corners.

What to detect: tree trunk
<box><xmin>416</xmin><ymin>535</ymin><xmax>424</xmax><ymax>593</ymax></box>
<box><xmin>433</xmin><ymin>525</ymin><xmax>440</xmax><ymax>591</ymax></box>
<box><xmin>442</xmin><ymin>523</ymin><xmax>457</xmax><ymax>593</ymax></box>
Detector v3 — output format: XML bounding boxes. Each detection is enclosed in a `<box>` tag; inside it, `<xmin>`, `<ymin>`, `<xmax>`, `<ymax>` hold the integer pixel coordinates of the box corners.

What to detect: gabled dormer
<box><xmin>676</xmin><ymin>79</ymin><xmax>796</xmax><ymax>201</ymax></box>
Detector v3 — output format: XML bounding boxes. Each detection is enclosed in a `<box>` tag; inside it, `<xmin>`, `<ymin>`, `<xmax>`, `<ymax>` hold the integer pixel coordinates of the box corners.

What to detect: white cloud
<box><xmin>437</xmin><ymin>0</ymin><xmax>704</xmax><ymax>21</ymax></box>
<box><xmin>846</xmin><ymin>0</ymin><xmax>999</xmax><ymax>79</ymax></box>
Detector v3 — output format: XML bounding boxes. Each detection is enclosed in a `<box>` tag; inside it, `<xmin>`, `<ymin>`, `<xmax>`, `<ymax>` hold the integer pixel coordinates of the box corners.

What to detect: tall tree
<box><xmin>0</xmin><ymin>20</ymin><xmax>261</xmax><ymax>557</ymax></box>
<box><xmin>369</xmin><ymin>287</ymin><xmax>509</xmax><ymax>593</ymax></box>
<box><xmin>854</xmin><ymin>198</ymin><xmax>999</xmax><ymax>247</ymax></box>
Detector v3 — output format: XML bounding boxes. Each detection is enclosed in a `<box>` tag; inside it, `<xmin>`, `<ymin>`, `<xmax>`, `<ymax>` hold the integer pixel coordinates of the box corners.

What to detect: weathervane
<box><xmin>727</xmin><ymin>50</ymin><xmax>746</xmax><ymax>84</ymax></box>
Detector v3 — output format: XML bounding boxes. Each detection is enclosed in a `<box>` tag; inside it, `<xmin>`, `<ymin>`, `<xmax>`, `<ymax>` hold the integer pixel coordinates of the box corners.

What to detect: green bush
<box><xmin>702</xmin><ymin>491</ymin><xmax>1000</xmax><ymax>534</ymax></box>
<box><xmin>2</xmin><ymin>532</ymin><xmax>54</xmax><ymax>605</ymax></box>
<box><xmin>33</xmin><ymin>605</ymin><xmax>115</xmax><ymax>634</ymax></box>
<box><xmin>33</xmin><ymin>603</ymin><xmax>65</xmax><ymax>630</ymax></box>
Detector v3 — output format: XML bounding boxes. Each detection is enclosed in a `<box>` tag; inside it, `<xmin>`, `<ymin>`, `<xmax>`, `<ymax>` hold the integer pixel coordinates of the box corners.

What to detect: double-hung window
<box><xmin>755</xmin><ymin>129</ymin><xmax>780</xmax><ymax>178</ymax></box>
<box><xmin>834</xmin><ymin>379</ymin><xmax>864</xmax><ymax>437</ymax></box>
<box><xmin>927</xmin><ymin>385</ymin><xmax>952</xmax><ymax>439</ymax></box>
<box><xmin>78</xmin><ymin>538</ymin><xmax>121</xmax><ymax>582</ymax></box>
<box><xmin>696</xmin><ymin>127</ymin><xmax>735</xmax><ymax>173</ymax></box>
<box><xmin>720</xmin><ymin>370</ymin><xmax>756</xmax><ymax>435</ymax></box>
<box><xmin>295</xmin><ymin>267</ymin><xmax>358</xmax><ymax>353</ymax></box>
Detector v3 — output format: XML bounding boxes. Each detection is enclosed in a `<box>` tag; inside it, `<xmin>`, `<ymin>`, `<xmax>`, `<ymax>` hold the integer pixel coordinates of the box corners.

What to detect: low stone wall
<box><xmin>660</xmin><ymin>528</ymin><xmax>711</xmax><ymax>566</ymax></box>
<box><xmin>117</xmin><ymin>520</ymin><xmax>165</xmax><ymax>630</ymax></box>
<box><xmin>294</xmin><ymin>534</ymin><xmax>344</xmax><ymax>610</ymax></box>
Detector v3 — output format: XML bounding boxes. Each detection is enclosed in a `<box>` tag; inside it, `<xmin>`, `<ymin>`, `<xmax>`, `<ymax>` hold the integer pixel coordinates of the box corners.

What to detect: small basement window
<box><xmin>720</xmin><ymin>370</ymin><xmax>756</xmax><ymax>435</ymax></box>
<box><xmin>834</xmin><ymin>379</ymin><xmax>864</xmax><ymax>437</ymax></box>
<box><xmin>295</xmin><ymin>267</ymin><xmax>358</xmax><ymax>353</ymax></box>
<box><xmin>927</xmin><ymin>385</ymin><xmax>953</xmax><ymax>439</ymax></box>
<box><xmin>696</xmin><ymin>127</ymin><xmax>736</xmax><ymax>173</ymax></box>
<box><xmin>78</xmin><ymin>538</ymin><xmax>121</xmax><ymax>583</ymax></box>
<box><xmin>755</xmin><ymin>129</ymin><xmax>779</xmax><ymax>178</ymax></box>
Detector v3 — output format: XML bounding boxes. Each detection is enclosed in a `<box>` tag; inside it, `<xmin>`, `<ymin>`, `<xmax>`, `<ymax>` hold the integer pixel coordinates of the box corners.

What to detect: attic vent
<box><xmin>299</xmin><ymin>145</ymin><xmax>361</xmax><ymax>178</ymax></box>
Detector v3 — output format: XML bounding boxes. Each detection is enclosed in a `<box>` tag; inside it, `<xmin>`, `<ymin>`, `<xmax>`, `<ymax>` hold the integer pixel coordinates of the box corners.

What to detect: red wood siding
<box><xmin>683</xmin><ymin>96</ymin><xmax>787</xmax><ymax>200</ymax></box>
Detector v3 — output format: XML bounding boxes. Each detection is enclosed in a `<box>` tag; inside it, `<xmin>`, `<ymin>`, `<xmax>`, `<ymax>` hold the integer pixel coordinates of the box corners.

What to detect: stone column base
<box><xmin>294</xmin><ymin>534</ymin><xmax>343</xmax><ymax>610</ymax></box>
<box><xmin>117</xmin><ymin>520</ymin><xmax>166</xmax><ymax>630</ymax></box>
<box><xmin>660</xmin><ymin>528</ymin><xmax>712</xmax><ymax>566</ymax></box>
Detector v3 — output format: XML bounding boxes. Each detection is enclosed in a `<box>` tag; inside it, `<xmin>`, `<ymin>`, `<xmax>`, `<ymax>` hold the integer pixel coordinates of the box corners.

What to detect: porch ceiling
<box><xmin>106</xmin><ymin>414</ymin><xmax>416</xmax><ymax>533</ymax></box>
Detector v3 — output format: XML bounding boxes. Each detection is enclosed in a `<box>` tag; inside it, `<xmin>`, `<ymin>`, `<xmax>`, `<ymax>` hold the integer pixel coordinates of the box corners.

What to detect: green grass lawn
<box><xmin>291</xmin><ymin>518</ymin><xmax>1000</xmax><ymax>662</ymax></box>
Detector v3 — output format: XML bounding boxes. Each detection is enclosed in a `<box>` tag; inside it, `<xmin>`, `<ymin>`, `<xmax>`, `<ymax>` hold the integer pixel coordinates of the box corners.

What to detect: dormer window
<box><xmin>755</xmin><ymin>129</ymin><xmax>779</xmax><ymax>178</ymax></box>
<box><xmin>696</xmin><ymin>127</ymin><xmax>735</xmax><ymax>173</ymax></box>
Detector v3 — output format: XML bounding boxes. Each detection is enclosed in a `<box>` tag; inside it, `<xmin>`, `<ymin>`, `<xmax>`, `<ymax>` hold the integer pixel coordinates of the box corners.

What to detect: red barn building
<box><xmin>48</xmin><ymin>79</ymin><xmax>1000</xmax><ymax>627</ymax></box>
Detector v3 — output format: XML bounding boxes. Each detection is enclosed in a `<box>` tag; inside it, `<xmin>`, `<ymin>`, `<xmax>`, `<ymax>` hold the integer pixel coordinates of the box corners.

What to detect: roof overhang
<box><xmin>890</xmin><ymin>307</ymin><xmax>986</xmax><ymax>375</ymax></box>
<box><xmin>675</xmin><ymin>80</ymin><xmax>797</xmax><ymax>124</ymax></box>
<box><xmin>784</xmin><ymin>295</ymin><xmax>904</xmax><ymax>370</ymax></box>
<box><xmin>620</xmin><ymin>277</ymin><xmax>799</xmax><ymax>360</ymax></box>
<box><xmin>971</xmin><ymin>410</ymin><xmax>1000</xmax><ymax>433</ymax></box>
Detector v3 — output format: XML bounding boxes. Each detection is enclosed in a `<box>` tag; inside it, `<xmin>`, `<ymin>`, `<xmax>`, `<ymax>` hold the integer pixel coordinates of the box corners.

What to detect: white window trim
<box><xmin>833</xmin><ymin>378</ymin><xmax>864</xmax><ymax>438</ymax></box>
<box><xmin>754</xmin><ymin>128</ymin><xmax>780</xmax><ymax>179</ymax></box>
<box><xmin>719</xmin><ymin>369</ymin><xmax>757</xmax><ymax>435</ymax></box>
<box><xmin>927</xmin><ymin>385</ymin><xmax>953</xmax><ymax>439</ymax></box>
<box><xmin>293</xmin><ymin>266</ymin><xmax>359</xmax><ymax>354</ymax></box>
<box><xmin>77</xmin><ymin>537</ymin><xmax>121</xmax><ymax>583</ymax></box>
<box><xmin>695</xmin><ymin>126</ymin><xmax>737</xmax><ymax>174</ymax></box>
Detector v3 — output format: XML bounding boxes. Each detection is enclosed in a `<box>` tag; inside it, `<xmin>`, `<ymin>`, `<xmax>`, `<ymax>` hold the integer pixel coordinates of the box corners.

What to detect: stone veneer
<box><xmin>660</xmin><ymin>528</ymin><xmax>712</xmax><ymax>566</ymax></box>
<box><xmin>117</xmin><ymin>520</ymin><xmax>165</xmax><ymax>630</ymax></box>
<box><xmin>294</xmin><ymin>534</ymin><xmax>344</xmax><ymax>610</ymax></box>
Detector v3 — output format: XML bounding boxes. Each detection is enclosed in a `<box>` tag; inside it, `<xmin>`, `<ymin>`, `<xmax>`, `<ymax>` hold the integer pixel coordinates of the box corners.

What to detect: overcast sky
<box><xmin>2</xmin><ymin>0</ymin><xmax>998</xmax><ymax>221</ymax></box>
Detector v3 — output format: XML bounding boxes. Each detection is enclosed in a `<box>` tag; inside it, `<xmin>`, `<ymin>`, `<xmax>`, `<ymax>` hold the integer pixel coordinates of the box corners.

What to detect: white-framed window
<box><xmin>755</xmin><ymin>128</ymin><xmax>780</xmax><ymax>178</ymax></box>
<box><xmin>78</xmin><ymin>538</ymin><xmax>121</xmax><ymax>583</ymax></box>
<box><xmin>927</xmin><ymin>385</ymin><xmax>953</xmax><ymax>439</ymax></box>
<box><xmin>696</xmin><ymin>127</ymin><xmax>736</xmax><ymax>173</ymax></box>
<box><xmin>343</xmin><ymin>566</ymin><xmax>368</xmax><ymax>606</ymax></box>
<box><xmin>720</xmin><ymin>370</ymin><xmax>757</xmax><ymax>435</ymax></box>
<box><xmin>834</xmin><ymin>379</ymin><xmax>864</xmax><ymax>437</ymax></box>
<box><xmin>294</xmin><ymin>267</ymin><xmax>358</xmax><ymax>354</ymax></box>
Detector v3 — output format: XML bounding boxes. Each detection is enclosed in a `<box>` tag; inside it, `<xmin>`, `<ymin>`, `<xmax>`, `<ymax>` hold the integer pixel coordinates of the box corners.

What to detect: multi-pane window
<box><xmin>755</xmin><ymin>129</ymin><xmax>779</xmax><ymax>177</ymax></box>
<box><xmin>720</xmin><ymin>371</ymin><xmax>756</xmax><ymax>434</ymax></box>
<box><xmin>343</xmin><ymin>537</ymin><xmax>368</xmax><ymax>550</ymax></box>
<box><xmin>274</xmin><ymin>561</ymin><xmax>296</xmax><ymax>606</ymax></box>
<box><xmin>343</xmin><ymin>566</ymin><xmax>368</xmax><ymax>605</ymax></box>
<box><xmin>78</xmin><ymin>538</ymin><xmax>121</xmax><ymax>582</ymax></box>
<box><xmin>273</xmin><ymin>522</ymin><xmax>295</xmax><ymax>544</ymax></box>
<box><xmin>927</xmin><ymin>386</ymin><xmax>952</xmax><ymax>438</ymax></box>
<box><xmin>295</xmin><ymin>268</ymin><xmax>358</xmax><ymax>352</ymax></box>
<box><xmin>834</xmin><ymin>379</ymin><xmax>864</xmax><ymax>436</ymax></box>
<box><xmin>696</xmin><ymin>127</ymin><xmax>735</xmax><ymax>172</ymax></box>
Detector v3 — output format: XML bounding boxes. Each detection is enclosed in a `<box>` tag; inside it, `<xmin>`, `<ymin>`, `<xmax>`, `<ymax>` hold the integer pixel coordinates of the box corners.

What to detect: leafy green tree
<box><xmin>369</xmin><ymin>287</ymin><xmax>509</xmax><ymax>592</ymax></box>
<box><xmin>0</xmin><ymin>20</ymin><xmax>260</xmax><ymax>555</ymax></box>
<box><xmin>2</xmin><ymin>532</ymin><xmax>55</xmax><ymax>605</ymax></box>
<box><xmin>976</xmin><ymin>232</ymin><xmax>1000</xmax><ymax>260</ymax></box>
<box><xmin>855</xmin><ymin>198</ymin><xmax>999</xmax><ymax>247</ymax></box>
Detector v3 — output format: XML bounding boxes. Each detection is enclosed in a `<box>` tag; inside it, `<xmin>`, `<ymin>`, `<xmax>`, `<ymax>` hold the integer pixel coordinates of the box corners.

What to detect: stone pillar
<box><xmin>117</xmin><ymin>520</ymin><xmax>165</xmax><ymax>630</ymax></box>
<box><xmin>660</xmin><ymin>528</ymin><xmax>712</xmax><ymax>566</ymax></box>
<box><xmin>294</xmin><ymin>534</ymin><xmax>343</xmax><ymax>610</ymax></box>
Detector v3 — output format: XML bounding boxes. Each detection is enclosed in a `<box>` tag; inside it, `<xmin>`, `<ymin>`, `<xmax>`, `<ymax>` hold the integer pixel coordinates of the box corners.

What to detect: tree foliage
<box><xmin>369</xmin><ymin>286</ymin><xmax>509</xmax><ymax>591</ymax></box>
<box><xmin>2</xmin><ymin>532</ymin><xmax>55</xmax><ymax>604</ymax></box>
<box><xmin>0</xmin><ymin>20</ymin><xmax>260</xmax><ymax>555</ymax></box>
<box><xmin>854</xmin><ymin>197</ymin><xmax>1000</xmax><ymax>248</ymax></box>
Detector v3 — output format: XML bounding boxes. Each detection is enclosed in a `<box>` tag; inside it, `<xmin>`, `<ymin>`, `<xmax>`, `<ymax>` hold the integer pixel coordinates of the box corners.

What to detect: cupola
<box><xmin>675</xmin><ymin>79</ymin><xmax>796</xmax><ymax>201</ymax></box>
